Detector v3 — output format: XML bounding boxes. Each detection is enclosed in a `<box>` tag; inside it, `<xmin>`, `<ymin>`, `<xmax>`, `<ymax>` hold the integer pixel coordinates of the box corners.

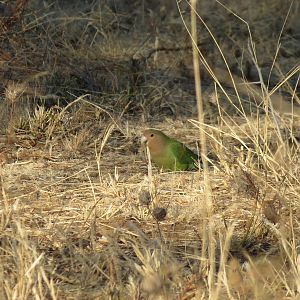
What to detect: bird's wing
<box><xmin>169</xmin><ymin>140</ymin><xmax>198</xmax><ymax>165</ymax></box>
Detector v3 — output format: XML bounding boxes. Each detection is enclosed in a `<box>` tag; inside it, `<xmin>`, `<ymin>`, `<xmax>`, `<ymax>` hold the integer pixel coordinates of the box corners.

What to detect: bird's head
<box><xmin>141</xmin><ymin>129</ymin><xmax>169</xmax><ymax>154</ymax></box>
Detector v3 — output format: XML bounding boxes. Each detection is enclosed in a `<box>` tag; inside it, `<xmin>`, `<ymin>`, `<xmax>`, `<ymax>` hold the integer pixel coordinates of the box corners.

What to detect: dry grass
<box><xmin>0</xmin><ymin>0</ymin><xmax>299</xmax><ymax>299</ymax></box>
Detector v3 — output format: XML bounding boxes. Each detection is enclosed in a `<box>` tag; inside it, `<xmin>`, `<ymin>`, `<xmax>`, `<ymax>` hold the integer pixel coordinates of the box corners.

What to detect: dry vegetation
<box><xmin>0</xmin><ymin>0</ymin><xmax>300</xmax><ymax>299</ymax></box>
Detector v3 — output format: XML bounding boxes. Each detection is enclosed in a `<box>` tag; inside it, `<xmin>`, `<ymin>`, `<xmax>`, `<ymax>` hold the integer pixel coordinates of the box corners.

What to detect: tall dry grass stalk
<box><xmin>190</xmin><ymin>0</ymin><xmax>216</xmax><ymax>298</ymax></box>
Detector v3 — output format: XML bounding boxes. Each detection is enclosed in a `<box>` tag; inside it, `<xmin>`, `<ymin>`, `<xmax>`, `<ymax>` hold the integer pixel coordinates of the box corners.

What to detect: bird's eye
<box><xmin>150</xmin><ymin>134</ymin><xmax>154</xmax><ymax>137</ymax></box>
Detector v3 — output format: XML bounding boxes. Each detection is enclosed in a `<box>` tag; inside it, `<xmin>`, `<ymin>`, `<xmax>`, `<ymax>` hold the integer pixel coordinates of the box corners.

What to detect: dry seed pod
<box><xmin>227</xmin><ymin>257</ymin><xmax>243</xmax><ymax>288</ymax></box>
<box><xmin>262</xmin><ymin>201</ymin><xmax>280</xmax><ymax>224</ymax></box>
<box><xmin>153</xmin><ymin>207</ymin><xmax>167</xmax><ymax>221</ymax></box>
<box><xmin>139</xmin><ymin>190</ymin><xmax>152</xmax><ymax>206</ymax></box>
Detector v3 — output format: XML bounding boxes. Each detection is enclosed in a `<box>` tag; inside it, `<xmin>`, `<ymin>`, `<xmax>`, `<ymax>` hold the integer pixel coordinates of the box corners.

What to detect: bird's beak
<box><xmin>141</xmin><ymin>135</ymin><xmax>147</xmax><ymax>145</ymax></box>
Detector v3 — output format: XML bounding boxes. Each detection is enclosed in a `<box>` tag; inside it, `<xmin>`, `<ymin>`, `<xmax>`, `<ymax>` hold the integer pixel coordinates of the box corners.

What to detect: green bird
<box><xmin>141</xmin><ymin>129</ymin><xmax>200</xmax><ymax>171</ymax></box>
